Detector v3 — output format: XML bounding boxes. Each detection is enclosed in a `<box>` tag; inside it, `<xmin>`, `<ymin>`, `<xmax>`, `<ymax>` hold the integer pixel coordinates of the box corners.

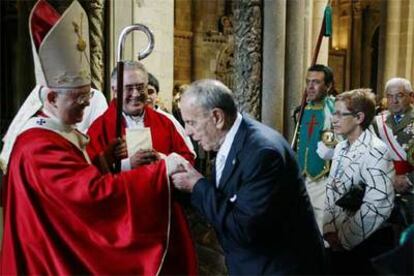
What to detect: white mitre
<box><xmin>0</xmin><ymin>0</ymin><xmax>91</xmax><ymax>172</ymax></box>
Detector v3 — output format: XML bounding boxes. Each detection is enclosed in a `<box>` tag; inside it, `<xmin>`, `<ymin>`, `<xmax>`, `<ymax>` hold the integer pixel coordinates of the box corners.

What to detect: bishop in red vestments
<box><xmin>0</xmin><ymin>0</ymin><xmax>197</xmax><ymax>274</ymax></box>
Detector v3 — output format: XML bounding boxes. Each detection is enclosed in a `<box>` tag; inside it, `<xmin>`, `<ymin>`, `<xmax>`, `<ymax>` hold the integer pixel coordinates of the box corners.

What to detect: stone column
<box><xmin>308</xmin><ymin>0</ymin><xmax>330</xmax><ymax>66</ymax></box>
<box><xmin>133</xmin><ymin>0</ymin><xmax>174</xmax><ymax>110</ymax></box>
<box><xmin>192</xmin><ymin>0</ymin><xmax>206</xmax><ymax>81</ymax></box>
<box><xmin>383</xmin><ymin>0</ymin><xmax>401</xmax><ymax>81</ymax></box>
<box><xmin>376</xmin><ymin>0</ymin><xmax>387</xmax><ymax>95</ymax></box>
<box><xmin>262</xmin><ymin>0</ymin><xmax>286</xmax><ymax>132</ymax></box>
<box><xmin>407</xmin><ymin>0</ymin><xmax>414</xmax><ymax>80</ymax></box>
<box><xmin>109</xmin><ymin>0</ymin><xmax>174</xmax><ymax>109</ymax></box>
<box><xmin>284</xmin><ymin>0</ymin><xmax>306</xmax><ymax>140</ymax></box>
<box><xmin>83</xmin><ymin>0</ymin><xmax>106</xmax><ymax>92</ymax></box>
<box><xmin>232</xmin><ymin>0</ymin><xmax>262</xmax><ymax>120</ymax></box>
<box><xmin>204</xmin><ymin>0</ymin><xmax>219</xmax><ymax>32</ymax></box>
<box><xmin>382</xmin><ymin>0</ymin><xmax>414</xmax><ymax>83</ymax></box>
<box><xmin>174</xmin><ymin>0</ymin><xmax>192</xmax><ymax>84</ymax></box>
<box><xmin>350</xmin><ymin>1</ymin><xmax>362</xmax><ymax>88</ymax></box>
<box><xmin>109</xmin><ymin>0</ymin><xmax>134</xmax><ymax>73</ymax></box>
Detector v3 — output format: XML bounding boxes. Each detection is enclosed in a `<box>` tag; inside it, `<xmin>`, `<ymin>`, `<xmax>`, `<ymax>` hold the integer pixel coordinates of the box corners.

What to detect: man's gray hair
<box><xmin>385</xmin><ymin>77</ymin><xmax>413</xmax><ymax>94</ymax></box>
<box><xmin>110</xmin><ymin>60</ymin><xmax>148</xmax><ymax>86</ymax></box>
<box><xmin>39</xmin><ymin>86</ymin><xmax>81</xmax><ymax>104</ymax></box>
<box><xmin>182</xmin><ymin>79</ymin><xmax>238</xmax><ymax>116</ymax></box>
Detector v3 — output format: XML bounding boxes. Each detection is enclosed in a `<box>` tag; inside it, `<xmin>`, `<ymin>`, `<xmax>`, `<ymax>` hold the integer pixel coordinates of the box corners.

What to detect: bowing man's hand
<box><xmin>130</xmin><ymin>149</ymin><xmax>160</xmax><ymax>168</ymax></box>
<box><xmin>171</xmin><ymin>162</ymin><xmax>203</xmax><ymax>193</ymax></box>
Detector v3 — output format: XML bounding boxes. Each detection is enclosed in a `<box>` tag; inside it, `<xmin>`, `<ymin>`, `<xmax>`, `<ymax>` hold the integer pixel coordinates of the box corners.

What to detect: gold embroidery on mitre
<box><xmin>72</xmin><ymin>12</ymin><xmax>90</xmax><ymax>69</ymax></box>
<box><xmin>72</xmin><ymin>13</ymin><xmax>86</xmax><ymax>52</ymax></box>
<box><xmin>54</xmin><ymin>70</ymin><xmax>90</xmax><ymax>85</ymax></box>
<box><xmin>55</xmin><ymin>72</ymin><xmax>69</xmax><ymax>85</ymax></box>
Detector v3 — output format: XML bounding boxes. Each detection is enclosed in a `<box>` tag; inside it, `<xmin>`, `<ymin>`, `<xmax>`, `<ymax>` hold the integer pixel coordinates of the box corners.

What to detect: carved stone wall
<box><xmin>82</xmin><ymin>0</ymin><xmax>106</xmax><ymax>92</ymax></box>
<box><xmin>382</xmin><ymin>0</ymin><xmax>414</xmax><ymax>89</ymax></box>
<box><xmin>215</xmin><ymin>36</ymin><xmax>234</xmax><ymax>90</ymax></box>
<box><xmin>232</xmin><ymin>0</ymin><xmax>262</xmax><ymax>119</ymax></box>
<box><xmin>176</xmin><ymin>0</ymin><xmax>236</xmax><ymax>88</ymax></box>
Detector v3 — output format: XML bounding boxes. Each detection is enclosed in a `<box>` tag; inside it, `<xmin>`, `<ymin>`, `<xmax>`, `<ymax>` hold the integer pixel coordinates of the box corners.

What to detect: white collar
<box><xmin>123</xmin><ymin>111</ymin><xmax>145</xmax><ymax>122</ymax></box>
<box><xmin>123</xmin><ymin>111</ymin><xmax>145</xmax><ymax>128</ymax></box>
<box><xmin>217</xmin><ymin>113</ymin><xmax>243</xmax><ymax>159</ymax></box>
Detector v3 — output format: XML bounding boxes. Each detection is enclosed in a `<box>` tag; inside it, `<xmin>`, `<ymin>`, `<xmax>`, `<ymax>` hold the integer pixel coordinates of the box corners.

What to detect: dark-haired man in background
<box><xmin>296</xmin><ymin>64</ymin><xmax>336</xmax><ymax>235</ymax></box>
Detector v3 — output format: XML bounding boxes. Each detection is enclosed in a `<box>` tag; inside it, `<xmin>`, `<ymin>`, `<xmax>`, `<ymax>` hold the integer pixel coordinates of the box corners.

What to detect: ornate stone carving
<box><xmin>83</xmin><ymin>0</ymin><xmax>105</xmax><ymax>91</ymax></box>
<box><xmin>232</xmin><ymin>0</ymin><xmax>262</xmax><ymax>119</ymax></box>
<box><xmin>215</xmin><ymin>38</ymin><xmax>234</xmax><ymax>90</ymax></box>
<box><xmin>219</xmin><ymin>15</ymin><xmax>234</xmax><ymax>36</ymax></box>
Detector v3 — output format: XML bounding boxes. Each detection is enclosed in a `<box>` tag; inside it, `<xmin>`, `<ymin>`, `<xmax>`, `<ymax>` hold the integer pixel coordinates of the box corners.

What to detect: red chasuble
<box><xmin>87</xmin><ymin>100</ymin><xmax>195</xmax><ymax>165</ymax></box>
<box><xmin>0</xmin><ymin>127</ymin><xmax>196</xmax><ymax>275</ymax></box>
<box><xmin>86</xmin><ymin>100</ymin><xmax>198</xmax><ymax>274</ymax></box>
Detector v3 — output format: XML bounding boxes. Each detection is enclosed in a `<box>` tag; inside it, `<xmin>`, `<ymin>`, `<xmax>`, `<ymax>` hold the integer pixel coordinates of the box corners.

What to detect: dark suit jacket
<box><xmin>191</xmin><ymin>115</ymin><xmax>325</xmax><ymax>275</ymax></box>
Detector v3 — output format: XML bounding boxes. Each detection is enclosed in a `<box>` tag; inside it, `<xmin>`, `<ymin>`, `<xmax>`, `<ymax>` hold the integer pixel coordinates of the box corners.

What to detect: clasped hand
<box><xmin>166</xmin><ymin>153</ymin><xmax>203</xmax><ymax>193</ymax></box>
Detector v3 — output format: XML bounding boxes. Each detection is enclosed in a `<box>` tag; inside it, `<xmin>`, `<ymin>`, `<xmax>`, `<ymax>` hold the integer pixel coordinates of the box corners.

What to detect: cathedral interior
<box><xmin>2</xmin><ymin>0</ymin><xmax>413</xmax><ymax>141</ymax></box>
<box><xmin>0</xmin><ymin>0</ymin><xmax>413</xmax><ymax>273</ymax></box>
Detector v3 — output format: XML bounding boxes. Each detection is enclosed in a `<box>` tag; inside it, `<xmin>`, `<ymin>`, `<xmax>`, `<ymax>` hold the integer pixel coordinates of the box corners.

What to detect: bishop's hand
<box><xmin>98</xmin><ymin>138</ymin><xmax>125</xmax><ymax>173</ymax></box>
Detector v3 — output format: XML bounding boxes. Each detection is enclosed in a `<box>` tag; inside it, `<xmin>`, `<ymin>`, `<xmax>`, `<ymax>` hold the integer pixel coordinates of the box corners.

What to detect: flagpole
<box><xmin>290</xmin><ymin>1</ymin><xmax>332</xmax><ymax>150</ymax></box>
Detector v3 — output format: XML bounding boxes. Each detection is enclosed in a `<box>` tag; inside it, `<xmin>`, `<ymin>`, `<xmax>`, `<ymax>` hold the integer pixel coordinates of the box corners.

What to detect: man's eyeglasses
<box><xmin>124</xmin><ymin>84</ymin><xmax>146</xmax><ymax>95</ymax></box>
<box><xmin>74</xmin><ymin>90</ymin><xmax>94</xmax><ymax>105</ymax></box>
<box><xmin>332</xmin><ymin>111</ymin><xmax>356</xmax><ymax>119</ymax></box>
<box><xmin>386</xmin><ymin>93</ymin><xmax>407</xmax><ymax>101</ymax></box>
<box><xmin>55</xmin><ymin>90</ymin><xmax>94</xmax><ymax>105</ymax></box>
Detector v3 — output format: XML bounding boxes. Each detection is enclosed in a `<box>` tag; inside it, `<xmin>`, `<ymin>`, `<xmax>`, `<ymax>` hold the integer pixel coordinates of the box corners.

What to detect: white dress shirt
<box><xmin>216</xmin><ymin>113</ymin><xmax>243</xmax><ymax>186</ymax></box>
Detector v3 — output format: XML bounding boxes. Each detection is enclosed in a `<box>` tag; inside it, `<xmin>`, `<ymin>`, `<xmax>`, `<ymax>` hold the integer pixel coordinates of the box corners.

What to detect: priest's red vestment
<box><xmin>86</xmin><ymin>101</ymin><xmax>198</xmax><ymax>274</ymax></box>
<box><xmin>87</xmin><ymin>100</ymin><xmax>195</xmax><ymax>165</ymax></box>
<box><xmin>0</xmin><ymin>126</ymin><xmax>197</xmax><ymax>274</ymax></box>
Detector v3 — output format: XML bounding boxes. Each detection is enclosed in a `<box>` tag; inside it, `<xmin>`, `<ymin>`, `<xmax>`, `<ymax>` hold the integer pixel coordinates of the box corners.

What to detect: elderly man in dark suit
<box><xmin>171</xmin><ymin>79</ymin><xmax>326</xmax><ymax>275</ymax></box>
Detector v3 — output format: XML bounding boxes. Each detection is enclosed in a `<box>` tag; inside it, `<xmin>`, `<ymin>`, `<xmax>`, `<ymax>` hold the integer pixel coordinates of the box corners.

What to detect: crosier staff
<box><xmin>115</xmin><ymin>24</ymin><xmax>154</xmax><ymax>172</ymax></box>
